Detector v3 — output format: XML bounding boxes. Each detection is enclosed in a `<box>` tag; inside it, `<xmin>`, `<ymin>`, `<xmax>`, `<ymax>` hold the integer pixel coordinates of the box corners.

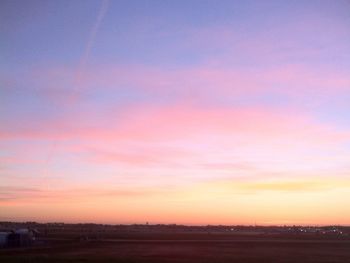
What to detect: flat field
<box><xmin>1</xmin><ymin>233</ymin><xmax>350</xmax><ymax>263</ymax></box>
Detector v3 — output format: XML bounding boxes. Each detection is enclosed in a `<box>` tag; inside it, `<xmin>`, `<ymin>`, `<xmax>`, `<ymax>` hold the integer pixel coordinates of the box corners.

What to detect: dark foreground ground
<box><xmin>1</xmin><ymin>235</ymin><xmax>350</xmax><ymax>263</ymax></box>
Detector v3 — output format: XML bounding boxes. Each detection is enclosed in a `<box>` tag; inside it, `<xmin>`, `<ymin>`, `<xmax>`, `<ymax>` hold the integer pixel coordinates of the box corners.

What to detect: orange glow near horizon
<box><xmin>2</xmin><ymin>177</ymin><xmax>350</xmax><ymax>226</ymax></box>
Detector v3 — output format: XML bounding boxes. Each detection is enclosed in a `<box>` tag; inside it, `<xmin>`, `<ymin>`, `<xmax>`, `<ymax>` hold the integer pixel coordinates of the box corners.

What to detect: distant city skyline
<box><xmin>1</xmin><ymin>0</ymin><xmax>350</xmax><ymax>225</ymax></box>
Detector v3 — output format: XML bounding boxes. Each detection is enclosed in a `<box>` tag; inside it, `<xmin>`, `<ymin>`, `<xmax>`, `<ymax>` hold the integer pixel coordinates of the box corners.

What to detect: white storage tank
<box><xmin>0</xmin><ymin>232</ymin><xmax>10</xmax><ymax>247</ymax></box>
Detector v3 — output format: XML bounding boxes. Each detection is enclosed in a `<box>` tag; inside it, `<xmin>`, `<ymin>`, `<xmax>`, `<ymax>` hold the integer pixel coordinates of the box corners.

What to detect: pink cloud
<box><xmin>0</xmin><ymin>185</ymin><xmax>169</xmax><ymax>205</ymax></box>
<box><xmin>32</xmin><ymin>64</ymin><xmax>350</xmax><ymax>109</ymax></box>
<box><xmin>2</xmin><ymin>104</ymin><xmax>348</xmax><ymax>185</ymax></box>
<box><xmin>86</xmin><ymin>145</ymin><xmax>191</xmax><ymax>167</ymax></box>
<box><xmin>2</xmin><ymin>104</ymin><xmax>346</xmax><ymax>143</ymax></box>
<box><xmin>61</xmin><ymin>64</ymin><xmax>349</xmax><ymax>100</ymax></box>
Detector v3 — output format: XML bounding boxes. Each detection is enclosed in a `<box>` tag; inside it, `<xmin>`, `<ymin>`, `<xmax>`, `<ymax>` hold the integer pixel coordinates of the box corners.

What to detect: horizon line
<box><xmin>1</xmin><ymin>220</ymin><xmax>349</xmax><ymax>228</ymax></box>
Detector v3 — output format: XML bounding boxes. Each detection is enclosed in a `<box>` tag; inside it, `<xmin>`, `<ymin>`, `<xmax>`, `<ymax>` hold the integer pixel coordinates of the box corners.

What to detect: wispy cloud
<box><xmin>0</xmin><ymin>185</ymin><xmax>167</xmax><ymax>205</ymax></box>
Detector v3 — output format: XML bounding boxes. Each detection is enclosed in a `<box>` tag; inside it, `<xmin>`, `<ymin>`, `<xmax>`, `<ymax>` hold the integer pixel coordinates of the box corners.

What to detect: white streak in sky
<box><xmin>43</xmin><ymin>0</ymin><xmax>110</xmax><ymax>190</ymax></box>
<box><xmin>79</xmin><ymin>0</ymin><xmax>110</xmax><ymax>71</ymax></box>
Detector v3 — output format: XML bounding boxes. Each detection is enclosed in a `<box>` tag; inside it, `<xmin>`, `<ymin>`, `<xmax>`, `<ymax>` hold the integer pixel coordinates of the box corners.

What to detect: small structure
<box><xmin>0</xmin><ymin>229</ymin><xmax>37</xmax><ymax>248</ymax></box>
<box><xmin>0</xmin><ymin>232</ymin><xmax>10</xmax><ymax>248</ymax></box>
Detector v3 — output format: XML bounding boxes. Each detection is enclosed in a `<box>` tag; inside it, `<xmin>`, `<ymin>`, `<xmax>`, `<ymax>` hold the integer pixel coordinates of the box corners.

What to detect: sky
<box><xmin>1</xmin><ymin>0</ymin><xmax>350</xmax><ymax>225</ymax></box>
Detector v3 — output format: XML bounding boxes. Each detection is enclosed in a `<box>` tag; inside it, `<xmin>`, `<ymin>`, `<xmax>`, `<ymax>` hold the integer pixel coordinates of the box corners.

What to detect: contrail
<box><xmin>43</xmin><ymin>0</ymin><xmax>110</xmax><ymax>190</ymax></box>
<box><xmin>77</xmin><ymin>0</ymin><xmax>110</xmax><ymax>81</ymax></box>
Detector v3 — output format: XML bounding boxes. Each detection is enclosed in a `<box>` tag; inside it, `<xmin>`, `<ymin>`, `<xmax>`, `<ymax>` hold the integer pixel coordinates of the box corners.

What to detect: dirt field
<box><xmin>1</xmin><ymin>236</ymin><xmax>350</xmax><ymax>263</ymax></box>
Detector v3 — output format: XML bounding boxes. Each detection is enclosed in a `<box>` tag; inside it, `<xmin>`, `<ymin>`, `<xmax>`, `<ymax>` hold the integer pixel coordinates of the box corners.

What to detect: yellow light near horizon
<box><xmin>1</xmin><ymin>177</ymin><xmax>349</xmax><ymax>226</ymax></box>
